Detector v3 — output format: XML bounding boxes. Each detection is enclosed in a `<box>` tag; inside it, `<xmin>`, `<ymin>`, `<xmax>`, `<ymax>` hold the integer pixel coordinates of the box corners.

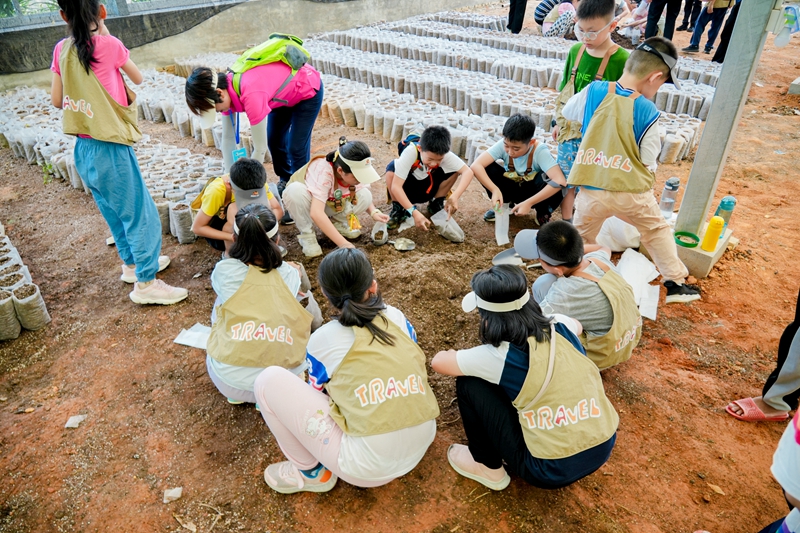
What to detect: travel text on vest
<box><xmin>575</xmin><ymin>148</ymin><xmax>632</xmax><ymax>172</ymax></box>
<box><xmin>521</xmin><ymin>397</ymin><xmax>604</xmax><ymax>430</ymax></box>
<box><xmin>353</xmin><ymin>374</ymin><xmax>428</xmax><ymax>407</ymax></box>
<box><xmin>229</xmin><ymin>322</ymin><xmax>294</xmax><ymax>344</ymax></box>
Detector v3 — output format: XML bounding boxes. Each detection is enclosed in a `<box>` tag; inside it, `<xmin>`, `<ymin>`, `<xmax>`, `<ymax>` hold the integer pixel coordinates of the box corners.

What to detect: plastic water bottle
<box><xmin>713</xmin><ymin>196</ymin><xmax>736</xmax><ymax>238</ymax></box>
<box><xmin>659</xmin><ymin>177</ymin><xmax>680</xmax><ymax>220</ymax></box>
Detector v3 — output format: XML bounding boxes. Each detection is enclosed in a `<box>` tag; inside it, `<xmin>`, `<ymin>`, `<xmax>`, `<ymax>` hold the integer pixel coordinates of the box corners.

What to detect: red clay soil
<box><xmin>1</xmin><ymin>8</ymin><xmax>800</xmax><ymax>533</ymax></box>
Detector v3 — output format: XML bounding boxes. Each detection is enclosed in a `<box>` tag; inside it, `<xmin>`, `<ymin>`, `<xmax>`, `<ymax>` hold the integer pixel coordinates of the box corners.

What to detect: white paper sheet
<box><xmin>615</xmin><ymin>248</ymin><xmax>660</xmax><ymax>321</ymax></box>
<box><xmin>173</xmin><ymin>323</ymin><xmax>211</xmax><ymax>350</ymax></box>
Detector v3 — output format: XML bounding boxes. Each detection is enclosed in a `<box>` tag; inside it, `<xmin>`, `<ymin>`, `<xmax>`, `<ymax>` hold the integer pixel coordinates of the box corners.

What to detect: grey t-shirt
<box><xmin>539</xmin><ymin>251</ymin><xmax>615</xmax><ymax>337</ymax></box>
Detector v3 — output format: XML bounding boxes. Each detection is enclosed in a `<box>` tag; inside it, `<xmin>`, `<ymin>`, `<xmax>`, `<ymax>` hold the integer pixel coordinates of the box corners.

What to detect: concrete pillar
<box><xmin>674</xmin><ymin>0</ymin><xmax>783</xmax><ymax>237</ymax></box>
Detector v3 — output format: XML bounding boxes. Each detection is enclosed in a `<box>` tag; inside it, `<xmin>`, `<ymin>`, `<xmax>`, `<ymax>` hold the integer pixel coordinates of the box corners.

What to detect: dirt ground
<box><xmin>2</xmin><ymin>5</ymin><xmax>800</xmax><ymax>533</ymax></box>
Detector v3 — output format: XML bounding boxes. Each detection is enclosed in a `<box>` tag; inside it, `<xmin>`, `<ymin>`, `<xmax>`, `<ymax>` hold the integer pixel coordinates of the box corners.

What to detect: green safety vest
<box><xmin>512</xmin><ymin>323</ymin><xmax>618</xmax><ymax>460</ymax></box>
<box><xmin>567</xmin><ymin>82</ymin><xmax>655</xmax><ymax>193</ymax></box>
<box><xmin>571</xmin><ymin>259</ymin><xmax>642</xmax><ymax>370</ymax></box>
<box><xmin>326</xmin><ymin>315</ymin><xmax>440</xmax><ymax>436</ymax></box>
<box><xmin>59</xmin><ymin>39</ymin><xmax>141</xmax><ymax>146</ymax></box>
<box><xmin>207</xmin><ymin>265</ymin><xmax>312</xmax><ymax>368</ymax></box>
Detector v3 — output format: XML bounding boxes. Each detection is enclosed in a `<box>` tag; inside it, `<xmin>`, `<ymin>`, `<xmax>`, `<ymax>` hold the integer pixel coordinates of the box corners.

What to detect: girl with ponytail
<box><xmin>253</xmin><ymin>248</ymin><xmax>439</xmax><ymax>494</ymax></box>
<box><xmin>206</xmin><ymin>203</ymin><xmax>322</xmax><ymax>405</ymax></box>
<box><xmin>51</xmin><ymin>0</ymin><xmax>187</xmax><ymax>305</ymax></box>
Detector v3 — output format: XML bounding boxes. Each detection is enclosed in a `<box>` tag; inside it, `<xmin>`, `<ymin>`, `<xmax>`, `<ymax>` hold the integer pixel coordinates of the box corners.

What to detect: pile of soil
<box><xmin>0</xmin><ymin>273</ymin><xmax>22</xmax><ymax>287</ymax></box>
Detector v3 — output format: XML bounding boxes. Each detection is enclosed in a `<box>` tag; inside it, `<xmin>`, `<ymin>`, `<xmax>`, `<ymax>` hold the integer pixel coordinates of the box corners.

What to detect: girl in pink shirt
<box><xmin>50</xmin><ymin>0</ymin><xmax>187</xmax><ymax>305</ymax></box>
<box><xmin>185</xmin><ymin>61</ymin><xmax>324</xmax><ymax>225</ymax></box>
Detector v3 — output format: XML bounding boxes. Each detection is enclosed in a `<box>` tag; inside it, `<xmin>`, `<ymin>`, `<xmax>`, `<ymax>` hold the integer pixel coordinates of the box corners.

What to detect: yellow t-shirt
<box><xmin>199</xmin><ymin>176</ymin><xmax>273</xmax><ymax>218</ymax></box>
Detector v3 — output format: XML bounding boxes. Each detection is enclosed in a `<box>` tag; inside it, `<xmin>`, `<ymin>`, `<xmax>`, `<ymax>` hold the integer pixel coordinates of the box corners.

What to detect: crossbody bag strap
<box><xmin>528</xmin><ymin>323</ymin><xmax>558</xmax><ymax>407</ymax></box>
<box><xmin>594</xmin><ymin>45</ymin><xmax>620</xmax><ymax>80</ymax></box>
<box><xmin>570</xmin><ymin>45</ymin><xmax>587</xmax><ymax>80</ymax></box>
<box><xmin>524</xmin><ymin>141</ymin><xmax>537</xmax><ymax>175</ymax></box>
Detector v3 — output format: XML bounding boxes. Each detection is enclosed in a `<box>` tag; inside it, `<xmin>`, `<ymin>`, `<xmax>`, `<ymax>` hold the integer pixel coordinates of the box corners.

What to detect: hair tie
<box><xmin>340</xmin><ymin>295</ymin><xmax>352</xmax><ymax>304</ymax></box>
<box><xmin>338</xmin><ymin>136</ymin><xmax>347</xmax><ymax>146</ymax></box>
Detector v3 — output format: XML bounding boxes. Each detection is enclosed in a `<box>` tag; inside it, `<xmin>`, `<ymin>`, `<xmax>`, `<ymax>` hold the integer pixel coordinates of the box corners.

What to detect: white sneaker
<box><xmin>297</xmin><ymin>232</ymin><xmax>322</xmax><ymax>258</ymax></box>
<box><xmin>264</xmin><ymin>461</ymin><xmax>337</xmax><ymax>494</ymax></box>
<box><xmin>332</xmin><ymin>220</ymin><xmax>362</xmax><ymax>240</ymax></box>
<box><xmin>120</xmin><ymin>255</ymin><xmax>171</xmax><ymax>283</ymax></box>
<box><xmin>129</xmin><ymin>279</ymin><xmax>188</xmax><ymax>305</ymax></box>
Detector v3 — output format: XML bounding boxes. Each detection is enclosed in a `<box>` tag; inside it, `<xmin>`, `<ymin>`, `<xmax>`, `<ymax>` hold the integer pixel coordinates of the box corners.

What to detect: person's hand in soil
<box><xmin>445</xmin><ymin>196</ymin><xmax>459</xmax><ymax>218</ymax></box>
<box><xmin>511</xmin><ymin>201</ymin><xmax>533</xmax><ymax>216</ymax></box>
<box><xmin>413</xmin><ymin>210</ymin><xmax>431</xmax><ymax>231</ymax></box>
<box><xmin>551</xmin><ymin>124</ymin><xmax>560</xmax><ymax>142</ymax></box>
<box><xmin>370</xmin><ymin>209</ymin><xmax>390</xmax><ymax>224</ymax></box>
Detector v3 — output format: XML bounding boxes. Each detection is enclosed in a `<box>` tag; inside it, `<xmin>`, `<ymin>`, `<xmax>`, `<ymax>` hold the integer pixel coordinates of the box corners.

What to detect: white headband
<box><xmin>462</xmin><ymin>290</ymin><xmax>530</xmax><ymax>313</ymax></box>
<box><xmin>205</xmin><ymin>69</ymin><xmax>219</xmax><ymax>106</ymax></box>
<box><xmin>233</xmin><ymin>217</ymin><xmax>279</xmax><ymax>239</ymax></box>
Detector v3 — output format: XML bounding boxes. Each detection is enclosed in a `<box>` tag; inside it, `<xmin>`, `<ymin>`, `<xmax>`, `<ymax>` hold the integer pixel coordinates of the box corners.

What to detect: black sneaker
<box><xmin>684</xmin><ymin>26</ymin><xmax>694</xmax><ymax>32</ymax></box>
<box><xmin>483</xmin><ymin>208</ymin><xmax>495</xmax><ymax>222</ymax></box>
<box><xmin>664</xmin><ymin>281</ymin><xmax>701</xmax><ymax>304</ymax></box>
<box><xmin>682</xmin><ymin>45</ymin><xmax>700</xmax><ymax>53</ymax></box>
<box><xmin>280</xmin><ymin>212</ymin><xmax>295</xmax><ymax>225</ymax></box>
<box><xmin>703</xmin><ymin>48</ymin><xmax>713</xmax><ymax>54</ymax></box>
<box><xmin>676</xmin><ymin>24</ymin><xmax>688</xmax><ymax>31</ymax></box>
<box><xmin>387</xmin><ymin>201</ymin><xmax>410</xmax><ymax>230</ymax></box>
<box><xmin>276</xmin><ymin>179</ymin><xmax>288</xmax><ymax>198</ymax></box>
<box><xmin>427</xmin><ymin>197</ymin><xmax>445</xmax><ymax>215</ymax></box>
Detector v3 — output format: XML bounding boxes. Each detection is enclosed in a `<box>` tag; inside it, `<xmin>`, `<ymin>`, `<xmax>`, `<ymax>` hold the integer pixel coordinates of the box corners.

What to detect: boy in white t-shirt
<box><xmin>385</xmin><ymin>126</ymin><xmax>473</xmax><ymax>231</ymax></box>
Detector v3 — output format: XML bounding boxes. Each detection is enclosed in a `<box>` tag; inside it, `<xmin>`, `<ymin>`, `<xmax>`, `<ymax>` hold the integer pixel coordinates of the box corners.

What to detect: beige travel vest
<box><xmin>59</xmin><ymin>39</ymin><xmax>141</xmax><ymax>146</ymax></box>
<box><xmin>554</xmin><ymin>45</ymin><xmax>619</xmax><ymax>144</ymax></box>
<box><xmin>207</xmin><ymin>266</ymin><xmax>312</xmax><ymax>368</ymax></box>
<box><xmin>567</xmin><ymin>83</ymin><xmax>654</xmax><ymax>193</ymax></box>
<box><xmin>326</xmin><ymin>315</ymin><xmax>440</xmax><ymax>436</ymax></box>
<box><xmin>571</xmin><ymin>259</ymin><xmax>642</xmax><ymax>370</ymax></box>
<box><xmin>512</xmin><ymin>323</ymin><xmax>618</xmax><ymax>460</ymax></box>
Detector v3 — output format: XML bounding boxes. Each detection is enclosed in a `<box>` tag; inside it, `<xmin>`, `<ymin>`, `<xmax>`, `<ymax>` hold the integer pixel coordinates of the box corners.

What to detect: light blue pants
<box><xmin>74</xmin><ymin>137</ymin><xmax>161</xmax><ymax>282</ymax></box>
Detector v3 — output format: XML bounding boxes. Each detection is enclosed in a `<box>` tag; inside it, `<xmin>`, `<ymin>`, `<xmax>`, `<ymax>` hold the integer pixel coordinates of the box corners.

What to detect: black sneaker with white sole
<box><xmin>483</xmin><ymin>208</ymin><xmax>495</xmax><ymax>222</ymax></box>
<box><xmin>664</xmin><ymin>281</ymin><xmax>701</xmax><ymax>304</ymax></box>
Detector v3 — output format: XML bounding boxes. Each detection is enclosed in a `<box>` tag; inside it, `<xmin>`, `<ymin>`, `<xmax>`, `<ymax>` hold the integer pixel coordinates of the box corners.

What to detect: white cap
<box><xmin>461</xmin><ymin>290</ymin><xmax>530</xmax><ymax>313</ymax></box>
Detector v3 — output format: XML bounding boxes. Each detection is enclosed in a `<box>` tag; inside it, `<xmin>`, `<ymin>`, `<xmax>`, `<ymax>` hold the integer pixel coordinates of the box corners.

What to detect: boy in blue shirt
<box><xmin>470</xmin><ymin>114</ymin><xmax>567</xmax><ymax>225</ymax></box>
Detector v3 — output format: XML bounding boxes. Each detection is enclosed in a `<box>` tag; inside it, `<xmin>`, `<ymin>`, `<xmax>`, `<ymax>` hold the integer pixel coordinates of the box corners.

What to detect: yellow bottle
<box><xmin>700</xmin><ymin>216</ymin><xmax>725</xmax><ymax>252</ymax></box>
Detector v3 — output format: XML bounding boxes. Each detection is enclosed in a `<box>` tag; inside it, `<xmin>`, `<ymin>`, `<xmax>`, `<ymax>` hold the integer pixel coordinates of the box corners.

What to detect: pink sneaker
<box><xmin>264</xmin><ymin>462</ymin><xmax>337</xmax><ymax>494</ymax></box>
<box><xmin>120</xmin><ymin>255</ymin><xmax>171</xmax><ymax>283</ymax></box>
<box><xmin>447</xmin><ymin>444</ymin><xmax>510</xmax><ymax>491</ymax></box>
<box><xmin>129</xmin><ymin>279</ymin><xmax>188</xmax><ymax>305</ymax></box>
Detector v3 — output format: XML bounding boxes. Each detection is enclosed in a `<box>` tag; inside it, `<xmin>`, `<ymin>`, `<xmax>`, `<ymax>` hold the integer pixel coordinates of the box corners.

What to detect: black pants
<box><xmin>205</xmin><ymin>212</ymin><xmax>227</xmax><ymax>252</ymax></box>
<box><xmin>681</xmin><ymin>0</ymin><xmax>702</xmax><ymax>27</ymax></box>
<box><xmin>507</xmin><ymin>0</ymin><xmax>529</xmax><ymax>34</ymax></box>
<box><xmin>711</xmin><ymin>1</ymin><xmax>740</xmax><ymax>64</ymax></box>
<box><xmin>485</xmin><ymin>162</ymin><xmax>563</xmax><ymax>217</ymax></box>
<box><xmin>456</xmin><ymin>376</ymin><xmax>615</xmax><ymax>489</ymax></box>
<box><xmin>645</xmin><ymin>0</ymin><xmax>682</xmax><ymax>39</ymax></box>
<box><xmin>386</xmin><ymin>160</ymin><xmax>455</xmax><ymax>204</ymax></box>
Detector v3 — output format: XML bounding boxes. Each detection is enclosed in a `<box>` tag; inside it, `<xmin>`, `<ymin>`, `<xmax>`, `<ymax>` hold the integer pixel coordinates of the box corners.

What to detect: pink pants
<box><xmin>253</xmin><ymin>366</ymin><xmax>389</xmax><ymax>488</ymax></box>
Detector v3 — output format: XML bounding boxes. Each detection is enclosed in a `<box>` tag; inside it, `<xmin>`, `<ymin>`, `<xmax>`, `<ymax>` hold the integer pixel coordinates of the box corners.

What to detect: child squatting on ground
<box><xmin>384</xmin><ymin>126</ymin><xmax>473</xmax><ymax>231</ymax></box>
<box><xmin>470</xmin><ymin>114</ymin><xmax>567</xmax><ymax>226</ymax></box>
<box><xmin>282</xmin><ymin>138</ymin><xmax>390</xmax><ymax>258</ymax></box>
<box><xmin>553</xmin><ymin>0</ymin><xmax>630</xmax><ymax>224</ymax></box>
<box><xmin>50</xmin><ymin>0</ymin><xmax>187</xmax><ymax>305</ymax></box>
<box><xmin>514</xmin><ymin>221</ymin><xmax>641</xmax><ymax>370</ymax></box>
<box><xmin>191</xmin><ymin>158</ymin><xmax>283</xmax><ymax>256</ymax></box>
<box><xmin>205</xmin><ymin>203</ymin><xmax>323</xmax><ymax>406</ymax></box>
<box><xmin>432</xmin><ymin>265</ymin><xmax>618</xmax><ymax>491</ymax></box>
<box><xmin>561</xmin><ymin>36</ymin><xmax>701</xmax><ymax>304</ymax></box>
<box><xmin>253</xmin><ymin>248</ymin><xmax>439</xmax><ymax>493</ymax></box>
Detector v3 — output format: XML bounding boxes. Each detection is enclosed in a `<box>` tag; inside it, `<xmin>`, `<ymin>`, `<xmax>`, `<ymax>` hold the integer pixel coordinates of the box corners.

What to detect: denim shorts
<box><xmin>557</xmin><ymin>138</ymin><xmax>582</xmax><ymax>177</ymax></box>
